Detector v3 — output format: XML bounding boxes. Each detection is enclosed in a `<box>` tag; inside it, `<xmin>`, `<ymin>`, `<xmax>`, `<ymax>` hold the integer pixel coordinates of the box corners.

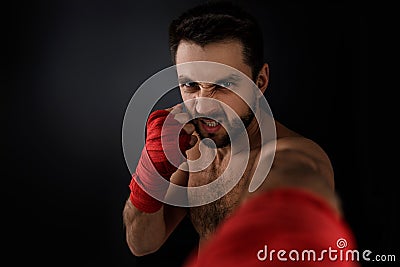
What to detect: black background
<box><xmin>3</xmin><ymin>1</ymin><xmax>394</xmax><ymax>266</ymax></box>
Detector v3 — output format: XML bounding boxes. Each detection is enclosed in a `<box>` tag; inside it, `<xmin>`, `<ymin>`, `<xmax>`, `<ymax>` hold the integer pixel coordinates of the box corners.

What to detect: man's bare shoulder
<box><xmin>255</xmin><ymin>133</ymin><xmax>340</xmax><ymax>214</ymax></box>
<box><xmin>274</xmin><ymin>136</ymin><xmax>334</xmax><ymax>187</ymax></box>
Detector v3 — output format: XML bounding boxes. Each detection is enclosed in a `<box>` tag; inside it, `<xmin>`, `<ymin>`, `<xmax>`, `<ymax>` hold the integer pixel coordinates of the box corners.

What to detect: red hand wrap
<box><xmin>184</xmin><ymin>188</ymin><xmax>360</xmax><ymax>267</ymax></box>
<box><xmin>129</xmin><ymin>109</ymin><xmax>192</xmax><ymax>213</ymax></box>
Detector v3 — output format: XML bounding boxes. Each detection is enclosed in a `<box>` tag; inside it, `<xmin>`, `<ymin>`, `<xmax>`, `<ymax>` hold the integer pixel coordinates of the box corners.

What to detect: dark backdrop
<box><xmin>3</xmin><ymin>1</ymin><xmax>393</xmax><ymax>267</ymax></box>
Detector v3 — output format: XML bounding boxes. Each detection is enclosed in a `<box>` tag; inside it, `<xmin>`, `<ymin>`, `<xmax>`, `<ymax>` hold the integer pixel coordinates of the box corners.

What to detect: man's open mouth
<box><xmin>200</xmin><ymin>118</ymin><xmax>222</xmax><ymax>133</ymax></box>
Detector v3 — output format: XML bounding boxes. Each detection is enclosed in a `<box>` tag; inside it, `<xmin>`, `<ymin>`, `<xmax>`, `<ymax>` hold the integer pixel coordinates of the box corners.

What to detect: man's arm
<box><xmin>123</xmin><ymin>167</ymin><xmax>190</xmax><ymax>256</ymax></box>
<box><xmin>123</xmin><ymin>197</ymin><xmax>187</xmax><ymax>256</ymax></box>
<box><xmin>122</xmin><ymin>106</ymin><xmax>196</xmax><ymax>256</ymax></box>
<box><xmin>182</xmin><ymin>137</ymin><xmax>359</xmax><ymax>267</ymax></box>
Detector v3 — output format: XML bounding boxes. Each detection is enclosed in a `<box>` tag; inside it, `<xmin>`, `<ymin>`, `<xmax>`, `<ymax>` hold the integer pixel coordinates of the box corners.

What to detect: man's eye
<box><xmin>182</xmin><ymin>82</ymin><xmax>198</xmax><ymax>88</ymax></box>
<box><xmin>217</xmin><ymin>81</ymin><xmax>234</xmax><ymax>88</ymax></box>
<box><xmin>221</xmin><ymin>81</ymin><xmax>232</xmax><ymax>87</ymax></box>
<box><xmin>180</xmin><ymin>82</ymin><xmax>199</xmax><ymax>93</ymax></box>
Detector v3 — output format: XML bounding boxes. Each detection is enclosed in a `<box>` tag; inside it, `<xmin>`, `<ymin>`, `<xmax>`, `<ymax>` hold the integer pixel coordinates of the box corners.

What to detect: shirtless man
<box><xmin>123</xmin><ymin>2</ymin><xmax>358</xmax><ymax>266</ymax></box>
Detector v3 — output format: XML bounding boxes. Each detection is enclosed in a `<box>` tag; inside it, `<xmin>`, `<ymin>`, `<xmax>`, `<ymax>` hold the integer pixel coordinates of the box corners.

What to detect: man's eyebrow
<box><xmin>178</xmin><ymin>75</ymin><xmax>193</xmax><ymax>84</ymax></box>
<box><xmin>178</xmin><ymin>74</ymin><xmax>242</xmax><ymax>84</ymax></box>
<box><xmin>215</xmin><ymin>74</ymin><xmax>242</xmax><ymax>84</ymax></box>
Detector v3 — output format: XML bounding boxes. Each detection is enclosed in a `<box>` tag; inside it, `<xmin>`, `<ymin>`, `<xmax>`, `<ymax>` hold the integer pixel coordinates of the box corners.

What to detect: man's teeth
<box><xmin>205</xmin><ymin>121</ymin><xmax>219</xmax><ymax>127</ymax></box>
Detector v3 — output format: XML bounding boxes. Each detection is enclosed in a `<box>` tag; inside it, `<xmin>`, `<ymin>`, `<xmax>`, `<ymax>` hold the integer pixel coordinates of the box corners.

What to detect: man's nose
<box><xmin>195</xmin><ymin>84</ymin><xmax>220</xmax><ymax>115</ymax></box>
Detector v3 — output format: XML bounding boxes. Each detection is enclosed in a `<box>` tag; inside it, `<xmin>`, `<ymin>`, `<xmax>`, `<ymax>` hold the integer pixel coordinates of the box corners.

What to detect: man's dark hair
<box><xmin>169</xmin><ymin>1</ymin><xmax>264</xmax><ymax>80</ymax></box>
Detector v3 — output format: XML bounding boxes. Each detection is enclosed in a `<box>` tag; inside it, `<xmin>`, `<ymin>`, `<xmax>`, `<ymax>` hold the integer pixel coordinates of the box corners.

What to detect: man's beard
<box><xmin>193</xmin><ymin>105</ymin><xmax>256</xmax><ymax>148</ymax></box>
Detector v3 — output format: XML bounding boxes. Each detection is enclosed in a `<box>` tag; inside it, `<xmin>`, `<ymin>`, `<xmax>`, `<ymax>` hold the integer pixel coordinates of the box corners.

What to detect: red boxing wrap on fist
<box><xmin>183</xmin><ymin>188</ymin><xmax>360</xmax><ymax>267</ymax></box>
<box><xmin>129</xmin><ymin>109</ymin><xmax>192</xmax><ymax>213</ymax></box>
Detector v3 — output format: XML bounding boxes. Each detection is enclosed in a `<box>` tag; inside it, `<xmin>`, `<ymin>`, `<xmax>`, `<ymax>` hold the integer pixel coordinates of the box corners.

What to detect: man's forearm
<box><xmin>123</xmin><ymin>198</ymin><xmax>167</xmax><ymax>256</ymax></box>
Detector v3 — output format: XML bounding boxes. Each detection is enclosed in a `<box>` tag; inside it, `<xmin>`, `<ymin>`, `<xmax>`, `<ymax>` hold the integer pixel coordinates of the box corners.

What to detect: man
<box><xmin>123</xmin><ymin>2</ymin><xmax>359</xmax><ymax>266</ymax></box>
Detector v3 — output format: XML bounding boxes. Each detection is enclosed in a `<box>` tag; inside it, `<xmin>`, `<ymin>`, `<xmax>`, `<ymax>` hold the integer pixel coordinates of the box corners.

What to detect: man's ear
<box><xmin>255</xmin><ymin>63</ymin><xmax>269</xmax><ymax>95</ymax></box>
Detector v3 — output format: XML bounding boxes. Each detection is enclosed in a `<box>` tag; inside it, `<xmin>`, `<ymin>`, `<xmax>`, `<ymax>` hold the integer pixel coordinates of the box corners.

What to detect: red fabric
<box><xmin>145</xmin><ymin>109</ymin><xmax>192</xmax><ymax>178</ymax></box>
<box><xmin>183</xmin><ymin>188</ymin><xmax>360</xmax><ymax>267</ymax></box>
<box><xmin>129</xmin><ymin>109</ymin><xmax>192</xmax><ymax>213</ymax></box>
<box><xmin>129</xmin><ymin>172</ymin><xmax>163</xmax><ymax>213</ymax></box>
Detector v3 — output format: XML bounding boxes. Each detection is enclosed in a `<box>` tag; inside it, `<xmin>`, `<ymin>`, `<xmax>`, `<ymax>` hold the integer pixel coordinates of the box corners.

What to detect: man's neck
<box><xmin>214</xmin><ymin>115</ymin><xmax>263</xmax><ymax>161</ymax></box>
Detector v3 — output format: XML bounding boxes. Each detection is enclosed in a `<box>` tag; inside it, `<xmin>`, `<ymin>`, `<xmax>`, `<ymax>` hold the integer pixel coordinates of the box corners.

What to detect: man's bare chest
<box><xmin>187</xmin><ymin>153</ymin><xmax>258</xmax><ymax>240</ymax></box>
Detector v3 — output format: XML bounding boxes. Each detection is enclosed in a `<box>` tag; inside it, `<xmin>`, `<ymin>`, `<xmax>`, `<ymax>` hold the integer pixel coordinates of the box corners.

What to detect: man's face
<box><xmin>175</xmin><ymin>40</ymin><xmax>258</xmax><ymax>148</ymax></box>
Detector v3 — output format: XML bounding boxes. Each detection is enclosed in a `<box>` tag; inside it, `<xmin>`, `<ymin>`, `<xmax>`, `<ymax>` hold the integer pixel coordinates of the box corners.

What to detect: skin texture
<box><xmin>123</xmin><ymin>40</ymin><xmax>338</xmax><ymax>256</ymax></box>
